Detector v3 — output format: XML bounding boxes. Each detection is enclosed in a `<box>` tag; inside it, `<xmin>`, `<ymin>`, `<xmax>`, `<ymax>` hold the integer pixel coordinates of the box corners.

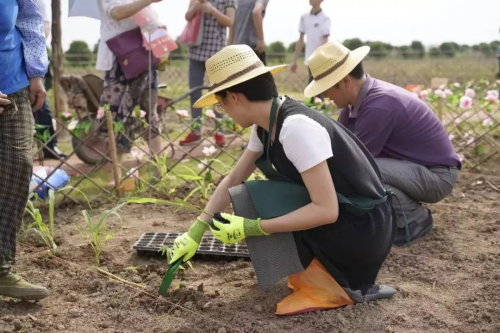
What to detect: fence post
<box><xmin>105</xmin><ymin>111</ymin><xmax>122</xmax><ymax>198</ymax></box>
<box><xmin>51</xmin><ymin>0</ymin><xmax>67</xmax><ymax>123</ymax></box>
<box><xmin>437</xmin><ymin>99</ymin><xmax>443</xmax><ymax>122</ymax></box>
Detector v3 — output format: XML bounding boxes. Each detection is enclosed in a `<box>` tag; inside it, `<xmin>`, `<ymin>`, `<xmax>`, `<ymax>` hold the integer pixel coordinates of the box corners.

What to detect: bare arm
<box><xmin>204</xmin><ymin>3</ymin><xmax>235</xmax><ymax>27</ymax></box>
<box><xmin>43</xmin><ymin>22</ymin><xmax>50</xmax><ymax>39</ymax></box>
<box><xmin>110</xmin><ymin>0</ymin><xmax>158</xmax><ymax>22</ymax></box>
<box><xmin>198</xmin><ymin>149</ymin><xmax>261</xmax><ymax>222</ymax></box>
<box><xmin>292</xmin><ymin>33</ymin><xmax>305</xmax><ymax>65</ymax></box>
<box><xmin>185</xmin><ymin>0</ymin><xmax>202</xmax><ymax>21</ymax></box>
<box><xmin>252</xmin><ymin>2</ymin><xmax>265</xmax><ymax>48</ymax></box>
<box><xmin>260</xmin><ymin>161</ymin><xmax>339</xmax><ymax>233</ymax></box>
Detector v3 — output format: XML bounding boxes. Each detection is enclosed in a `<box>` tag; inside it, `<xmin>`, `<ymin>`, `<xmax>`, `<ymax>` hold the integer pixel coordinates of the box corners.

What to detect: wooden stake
<box><xmin>437</xmin><ymin>99</ymin><xmax>443</xmax><ymax>122</ymax></box>
<box><xmin>105</xmin><ymin>111</ymin><xmax>122</xmax><ymax>198</ymax></box>
<box><xmin>51</xmin><ymin>0</ymin><xmax>67</xmax><ymax>123</ymax></box>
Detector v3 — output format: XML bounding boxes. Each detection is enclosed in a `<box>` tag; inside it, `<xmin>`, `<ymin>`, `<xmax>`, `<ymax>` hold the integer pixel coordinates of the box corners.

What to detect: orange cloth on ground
<box><xmin>276</xmin><ymin>258</ymin><xmax>355</xmax><ymax>316</ymax></box>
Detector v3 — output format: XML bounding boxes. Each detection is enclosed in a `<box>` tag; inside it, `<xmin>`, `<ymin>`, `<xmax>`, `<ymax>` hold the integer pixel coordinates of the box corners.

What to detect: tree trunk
<box><xmin>51</xmin><ymin>0</ymin><xmax>66</xmax><ymax>124</ymax></box>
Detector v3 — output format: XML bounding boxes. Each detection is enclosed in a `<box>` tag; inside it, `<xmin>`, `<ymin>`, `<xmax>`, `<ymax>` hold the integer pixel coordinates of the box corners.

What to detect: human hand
<box><xmin>255</xmin><ymin>39</ymin><xmax>265</xmax><ymax>53</ymax></box>
<box><xmin>0</xmin><ymin>91</ymin><xmax>11</xmax><ymax>115</ymax></box>
<box><xmin>290</xmin><ymin>62</ymin><xmax>298</xmax><ymax>73</ymax></box>
<box><xmin>170</xmin><ymin>219</ymin><xmax>209</xmax><ymax>263</ymax></box>
<box><xmin>209</xmin><ymin>212</ymin><xmax>269</xmax><ymax>245</ymax></box>
<box><xmin>201</xmin><ymin>1</ymin><xmax>214</xmax><ymax>14</ymax></box>
<box><xmin>29</xmin><ymin>77</ymin><xmax>46</xmax><ymax>111</ymax></box>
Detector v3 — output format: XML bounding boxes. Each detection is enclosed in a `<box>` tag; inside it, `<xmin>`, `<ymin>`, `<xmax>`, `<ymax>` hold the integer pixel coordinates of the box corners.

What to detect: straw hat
<box><xmin>193</xmin><ymin>45</ymin><xmax>288</xmax><ymax>108</ymax></box>
<box><xmin>304</xmin><ymin>41</ymin><xmax>370</xmax><ymax>98</ymax></box>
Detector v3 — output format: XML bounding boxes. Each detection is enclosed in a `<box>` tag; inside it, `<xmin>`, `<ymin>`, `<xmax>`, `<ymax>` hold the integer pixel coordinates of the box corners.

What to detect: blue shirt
<box><xmin>0</xmin><ymin>0</ymin><xmax>48</xmax><ymax>95</ymax></box>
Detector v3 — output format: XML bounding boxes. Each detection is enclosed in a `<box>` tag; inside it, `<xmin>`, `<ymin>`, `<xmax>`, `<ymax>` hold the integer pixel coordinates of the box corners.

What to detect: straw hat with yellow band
<box><xmin>193</xmin><ymin>45</ymin><xmax>288</xmax><ymax>108</ymax></box>
<box><xmin>305</xmin><ymin>41</ymin><xmax>371</xmax><ymax>98</ymax></box>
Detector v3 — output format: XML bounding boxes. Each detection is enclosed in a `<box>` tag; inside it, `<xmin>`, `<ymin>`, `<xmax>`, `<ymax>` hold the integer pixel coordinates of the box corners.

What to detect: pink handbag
<box><xmin>178</xmin><ymin>11</ymin><xmax>204</xmax><ymax>47</ymax></box>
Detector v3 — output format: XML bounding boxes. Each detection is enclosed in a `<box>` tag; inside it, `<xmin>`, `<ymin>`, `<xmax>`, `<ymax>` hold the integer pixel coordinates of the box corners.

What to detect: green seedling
<box><xmin>24</xmin><ymin>190</ymin><xmax>57</xmax><ymax>254</ymax></box>
<box><xmin>77</xmin><ymin>203</ymin><xmax>124</xmax><ymax>266</ymax></box>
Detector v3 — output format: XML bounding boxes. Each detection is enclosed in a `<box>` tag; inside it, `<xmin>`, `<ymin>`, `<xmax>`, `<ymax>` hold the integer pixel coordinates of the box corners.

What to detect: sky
<box><xmin>60</xmin><ymin>0</ymin><xmax>500</xmax><ymax>51</ymax></box>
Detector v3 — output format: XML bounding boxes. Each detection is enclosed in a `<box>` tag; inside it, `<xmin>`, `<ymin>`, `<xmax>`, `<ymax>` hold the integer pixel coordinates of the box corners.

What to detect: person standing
<box><xmin>290</xmin><ymin>0</ymin><xmax>330</xmax><ymax>84</ymax></box>
<box><xmin>96</xmin><ymin>0</ymin><xmax>164</xmax><ymax>157</ymax></box>
<box><xmin>0</xmin><ymin>0</ymin><xmax>50</xmax><ymax>300</ymax></box>
<box><xmin>179</xmin><ymin>0</ymin><xmax>236</xmax><ymax>147</ymax></box>
<box><xmin>34</xmin><ymin>0</ymin><xmax>67</xmax><ymax>160</ymax></box>
<box><xmin>305</xmin><ymin>42</ymin><xmax>461</xmax><ymax>245</ymax></box>
<box><xmin>229</xmin><ymin>0</ymin><xmax>269</xmax><ymax>65</ymax></box>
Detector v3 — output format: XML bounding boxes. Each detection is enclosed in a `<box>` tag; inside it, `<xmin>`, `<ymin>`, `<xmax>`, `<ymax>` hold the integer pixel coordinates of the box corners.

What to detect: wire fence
<box><xmin>32</xmin><ymin>60</ymin><xmax>500</xmax><ymax>206</ymax></box>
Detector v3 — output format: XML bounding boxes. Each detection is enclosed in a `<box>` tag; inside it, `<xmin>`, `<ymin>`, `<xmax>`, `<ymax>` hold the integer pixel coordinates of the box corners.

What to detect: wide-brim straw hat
<box><xmin>193</xmin><ymin>45</ymin><xmax>288</xmax><ymax>108</ymax></box>
<box><xmin>304</xmin><ymin>41</ymin><xmax>370</xmax><ymax>98</ymax></box>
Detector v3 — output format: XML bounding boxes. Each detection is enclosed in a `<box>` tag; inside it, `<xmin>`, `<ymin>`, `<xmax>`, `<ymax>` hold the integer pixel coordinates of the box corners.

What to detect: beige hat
<box><xmin>304</xmin><ymin>41</ymin><xmax>370</xmax><ymax>98</ymax></box>
<box><xmin>193</xmin><ymin>45</ymin><xmax>288</xmax><ymax>108</ymax></box>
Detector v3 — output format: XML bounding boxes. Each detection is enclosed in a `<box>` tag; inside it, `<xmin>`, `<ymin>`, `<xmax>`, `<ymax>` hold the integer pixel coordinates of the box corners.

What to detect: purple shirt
<box><xmin>338</xmin><ymin>76</ymin><xmax>461</xmax><ymax>167</ymax></box>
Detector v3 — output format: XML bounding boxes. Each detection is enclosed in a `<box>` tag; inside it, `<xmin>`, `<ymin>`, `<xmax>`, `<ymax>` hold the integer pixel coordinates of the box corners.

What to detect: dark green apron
<box><xmin>244</xmin><ymin>97</ymin><xmax>409</xmax><ymax>244</ymax></box>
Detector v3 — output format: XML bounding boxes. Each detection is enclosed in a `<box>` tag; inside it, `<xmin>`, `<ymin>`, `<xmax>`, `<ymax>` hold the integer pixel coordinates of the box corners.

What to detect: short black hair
<box><xmin>348</xmin><ymin>62</ymin><xmax>365</xmax><ymax>80</ymax></box>
<box><xmin>215</xmin><ymin>72</ymin><xmax>278</xmax><ymax>102</ymax></box>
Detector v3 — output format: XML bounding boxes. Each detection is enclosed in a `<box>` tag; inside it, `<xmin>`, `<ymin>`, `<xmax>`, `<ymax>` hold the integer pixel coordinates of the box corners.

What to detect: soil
<box><xmin>1</xmin><ymin>172</ymin><xmax>500</xmax><ymax>333</ymax></box>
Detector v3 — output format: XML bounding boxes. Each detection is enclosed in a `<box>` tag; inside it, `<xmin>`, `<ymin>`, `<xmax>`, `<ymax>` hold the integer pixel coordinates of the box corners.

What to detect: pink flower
<box><xmin>419</xmin><ymin>90</ymin><xmax>428</xmax><ymax>100</ymax></box>
<box><xmin>198</xmin><ymin>159</ymin><xmax>209</xmax><ymax>170</ymax></box>
<box><xmin>176</xmin><ymin>110</ymin><xmax>189</xmax><ymax>118</ymax></box>
<box><xmin>465</xmin><ymin>89</ymin><xmax>475</xmax><ymax>98</ymax></box>
<box><xmin>434</xmin><ymin>90</ymin><xmax>446</xmax><ymax>99</ymax></box>
<box><xmin>62</xmin><ymin>112</ymin><xmax>72</xmax><ymax>119</ymax></box>
<box><xmin>127</xmin><ymin>167</ymin><xmax>140</xmax><ymax>179</ymax></box>
<box><xmin>487</xmin><ymin>90</ymin><xmax>499</xmax><ymax>98</ymax></box>
<box><xmin>324</xmin><ymin>99</ymin><xmax>333</xmax><ymax>106</ymax></box>
<box><xmin>202</xmin><ymin>145</ymin><xmax>217</xmax><ymax>157</ymax></box>
<box><xmin>486</xmin><ymin>90</ymin><xmax>499</xmax><ymax>103</ymax></box>
<box><xmin>131</xmin><ymin>150</ymin><xmax>145</xmax><ymax>162</ymax></box>
<box><xmin>486</xmin><ymin>94</ymin><xmax>499</xmax><ymax>104</ymax></box>
<box><xmin>454</xmin><ymin>82</ymin><xmax>461</xmax><ymax>88</ymax></box>
<box><xmin>444</xmin><ymin>89</ymin><xmax>453</xmax><ymax>96</ymax></box>
<box><xmin>205</xmin><ymin>109</ymin><xmax>216</xmax><ymax>119</ymax></box>
<box><xmin>439</xmin><ymin>84</ymin><xmax>446</xmax><ymax>90</ymax></box>
<box><xmin>96</xmin><ymin>108</ymin><xmax>105</xmax><ymax>120</ymax></box>
<box><xmin>459</xmin><ymin>96</ymin><xmax>472</xmax><ymax>109</ymax></box>
<box><xmin>132</xmin><ymin>109</ymin><xmax>147</xmax><ymax>118</ymax></box>
<box><xmin>314</xmin><ymin>97</ymin><xmax>322</xmax><ymax>104</ymax></box>
<box><xmin>482</xmin><ymin>117</ymin><xmax>493</xmax><ymax>127</ymax></box>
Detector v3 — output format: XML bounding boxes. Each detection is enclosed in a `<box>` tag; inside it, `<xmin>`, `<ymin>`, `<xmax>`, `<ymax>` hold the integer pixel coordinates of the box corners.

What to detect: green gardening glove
<box><xmin>209</xmin><ymin>212</ymin><xmax>270</xmax><ymax>245</ymax></box>
<box><xmin>170</xmin><ymin>219</ymin><xmax>209</xmax><ymax>264</ymax></box>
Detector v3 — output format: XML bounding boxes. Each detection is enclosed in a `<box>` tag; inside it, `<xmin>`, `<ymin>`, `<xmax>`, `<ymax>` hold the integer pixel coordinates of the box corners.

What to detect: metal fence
<box><xmin>33</xmin><ymin>62</ymin><xmax>500</xmax><ymax>205</ymax></box>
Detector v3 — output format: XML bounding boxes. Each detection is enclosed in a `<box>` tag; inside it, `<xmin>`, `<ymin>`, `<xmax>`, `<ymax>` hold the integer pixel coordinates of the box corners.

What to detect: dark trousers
<box><xmin>255</xmin><ymin>51</ymin><xmax>266</xmax><ymax>65</ymax></box>
<box><xmin>0</xmin><ymin>88</ymin><xmax>33</xmax><ymax>274</ymax></box>
<box><xmin>34</xmin><ymin>98</ymin><xmax>57</xmax><ymax>150</ymax></box>
<box><xmin>189</xmin><ymin>58</ymin><xmax>223</xmax><ymax>132</ymax></box>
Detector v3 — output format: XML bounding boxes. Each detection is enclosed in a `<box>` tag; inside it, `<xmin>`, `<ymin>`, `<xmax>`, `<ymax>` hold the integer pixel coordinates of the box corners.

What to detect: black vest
<box><xmin>257</xmin><ymin>98</ymin><xmax>385</xmax><ymax>199</ymax></box>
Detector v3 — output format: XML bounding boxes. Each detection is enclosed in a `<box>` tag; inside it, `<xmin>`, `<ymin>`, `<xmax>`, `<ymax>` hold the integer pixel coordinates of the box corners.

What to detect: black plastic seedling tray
<box><xmin>133</xmin><ymin>232</ymin><xmax>250</xmax><ymax>258</ymax></box>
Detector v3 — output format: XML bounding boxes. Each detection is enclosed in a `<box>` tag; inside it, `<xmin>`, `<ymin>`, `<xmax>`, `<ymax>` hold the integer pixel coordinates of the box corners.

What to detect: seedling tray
<box><xmin>133</xmin><ymin>232</ymin><xmax>250</xmax><ymax>258</ymax></box>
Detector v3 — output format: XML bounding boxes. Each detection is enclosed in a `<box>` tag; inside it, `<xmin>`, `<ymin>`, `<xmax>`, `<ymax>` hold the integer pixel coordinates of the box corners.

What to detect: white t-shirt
<box><xmin>96</xmin><ymin>0</ymin><xmax>138</xmax><ymax>71</ymax></box>
<box><xmin>299</xmin><ymin>10</ymin><xmax>331</xmax><ymax>65</ymax></box>
<box><xmin>35</xmin><ymin>0</ymin><xmax>52</xmax><ymax>23</ymax></box>
<box><xmin>247</xmin><ymin>114</ymin><xmax>333</xmax><ymax>173</ymax></box>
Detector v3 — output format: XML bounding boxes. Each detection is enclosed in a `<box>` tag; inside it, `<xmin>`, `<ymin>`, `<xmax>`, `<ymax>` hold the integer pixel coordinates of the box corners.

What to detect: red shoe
<box><xmin>214</xmin><ymin>133</ymin><xmax>226</xmax><ymax>147</ymax></box>
<box><xmin>180</xmin><ymin>132</ymin><xmax>202</xmax><ymax>146</ymax></box>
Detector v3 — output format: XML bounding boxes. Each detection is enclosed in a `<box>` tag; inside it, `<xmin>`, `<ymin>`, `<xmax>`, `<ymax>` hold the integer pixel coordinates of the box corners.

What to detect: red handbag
<box><xmin>178</xmin><ymin>11</ymin><xmax>204</xmax><ymax>47</ymax></box>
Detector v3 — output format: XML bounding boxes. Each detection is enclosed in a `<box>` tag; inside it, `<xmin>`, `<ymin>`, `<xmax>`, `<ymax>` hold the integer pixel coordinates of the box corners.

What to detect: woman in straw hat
<box><xmin>170</xmin><ymin>44</ymin><xmax>397</xmax><ymax>315</ymax></box>
<box><xmin>305</xmin><ymin>41</ymin><xmax>460</xmax><ymax>246</ymax></box>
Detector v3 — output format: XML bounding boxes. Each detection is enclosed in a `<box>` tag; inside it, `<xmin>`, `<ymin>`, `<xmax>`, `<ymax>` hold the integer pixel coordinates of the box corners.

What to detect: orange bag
<box><xmin>276</xmin><ymin>258</ymin><xmax>354</xmax><ymax>315</ymax></box>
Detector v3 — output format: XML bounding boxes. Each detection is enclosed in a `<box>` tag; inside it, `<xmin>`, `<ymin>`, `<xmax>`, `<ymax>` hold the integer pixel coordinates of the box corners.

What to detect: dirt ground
<box><xmin>1</xmin><ymin>171</ymin><xmax>500</xmax><ymax>333</ymax></box>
